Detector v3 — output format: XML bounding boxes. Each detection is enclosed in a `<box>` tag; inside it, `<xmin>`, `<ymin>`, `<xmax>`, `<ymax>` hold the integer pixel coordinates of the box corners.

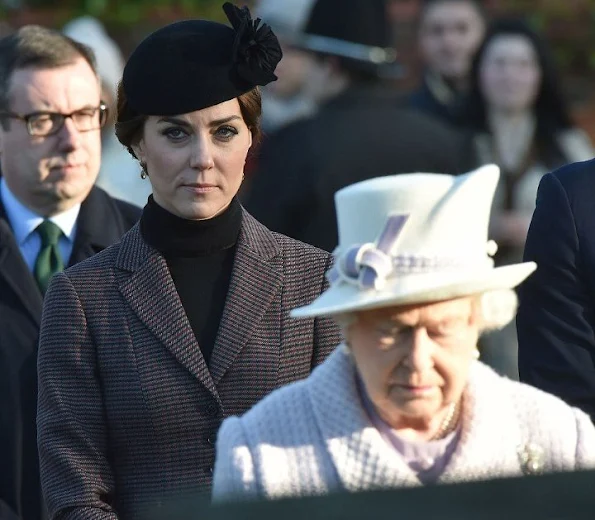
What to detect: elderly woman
<box><xmin>212</xmin><ymin>164</ymin><xmax>595</xmax><ymax>501</ymax></box>
<box><xmin>37</xmin><ymin>4</ymin><xmax>339</xmax><ymax>519</ymax></box>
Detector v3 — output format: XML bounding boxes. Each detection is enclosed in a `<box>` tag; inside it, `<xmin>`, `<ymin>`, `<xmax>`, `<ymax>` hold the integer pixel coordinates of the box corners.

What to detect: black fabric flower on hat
<box><xmin>223</xmin><ymin>2</ymin><xmax>282</xmax><ymax>86</ymax></box>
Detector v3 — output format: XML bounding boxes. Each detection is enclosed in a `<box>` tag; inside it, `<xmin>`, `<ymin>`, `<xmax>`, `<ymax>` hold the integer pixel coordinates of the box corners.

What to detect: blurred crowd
<box><xmin>1</xmin><ymin>0</ymin><xmax>595</xmax><ymax>519</ymax></box>
<box><xmin>245</xmin><ymin>0</ymin><xmax>593</xmax><ymax>380</ymax></box>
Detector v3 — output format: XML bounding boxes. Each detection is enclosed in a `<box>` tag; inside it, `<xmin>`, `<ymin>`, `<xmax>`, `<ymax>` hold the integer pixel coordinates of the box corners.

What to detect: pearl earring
<box><xmin>140</xmin><ymin>162</ymin><xmax>148</xmax><ymax>179</ymax></box>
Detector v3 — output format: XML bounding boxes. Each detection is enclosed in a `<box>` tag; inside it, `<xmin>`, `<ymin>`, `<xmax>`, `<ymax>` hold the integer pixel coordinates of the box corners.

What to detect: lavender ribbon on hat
<box><xmin>223</xmin><ymin>2</ymin><xmax>283</xmax><ymax>86</ymax></box>
<box><xmin>327</xmin><ymin>214</ymin><xmax>409</xmax><ymax>291</ymax></box>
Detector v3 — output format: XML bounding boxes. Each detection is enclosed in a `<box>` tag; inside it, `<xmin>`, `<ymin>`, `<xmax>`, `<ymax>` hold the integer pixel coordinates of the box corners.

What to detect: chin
<box><xmin>49</xmin><ymin>181</ymin><xmax>93</xmax><ymax>203</ymax></box>
<box><xmin>180</xmin><ymin>201</ymin><xmax>222</xmax><ymax>221</ymax></box>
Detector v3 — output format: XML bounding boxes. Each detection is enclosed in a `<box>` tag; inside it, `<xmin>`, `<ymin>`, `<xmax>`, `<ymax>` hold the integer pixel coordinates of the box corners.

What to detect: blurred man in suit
<box><xmin>0</xmin><ymin>26</ymin><xmax>140</xmax><ymax>519</ymax></box>
<box><xmin>245</xmin><ymin>0</ymin><xmax>473</xmax><ymax>253</ymax></box>
<box><xmin>517</xmin><ymin>160</ymin><xmax>595</xmax><ymax>422</ymax></box>
<box><xmin>409</xmin><ymin>0</ymin><xmax>486</xmax><ymax>127</ymax></box>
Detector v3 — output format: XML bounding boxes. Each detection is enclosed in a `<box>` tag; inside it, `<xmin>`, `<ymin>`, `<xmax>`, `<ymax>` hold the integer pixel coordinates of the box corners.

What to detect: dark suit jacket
<box><xmin>245</xmin><ymin>85</ymin><xmax>474</xmax><ymax>252</ymax></box>
<box><xmin>408</xmin><ymin>77</ymin><xmax>465</xmax><ymax>129</ymax></box>
<box><xmin>37</xmin><ymin>211</ymin><xmax>341</xmax><ymax>520</ymax></box>
<box><xmin>517</xmin><ymin>159</ymin><xmax>595</xmax><ymax>421</ymax></box>
<box><xmin>0</xmin><ymin>186</ymin><xmax>140</xmax><ymax>520</ymax></box>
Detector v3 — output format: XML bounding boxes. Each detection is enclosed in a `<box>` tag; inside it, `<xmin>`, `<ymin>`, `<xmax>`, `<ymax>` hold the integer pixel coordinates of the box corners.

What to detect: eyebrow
<box><xmin>156</xmin><ymin>115</ymin><xmax>242</xmax><ymax>127</ymax></box>
<box><xmin>27</xmin><ymin>104</ymin><xmax>99</xmax><ymax>114</ymax></box>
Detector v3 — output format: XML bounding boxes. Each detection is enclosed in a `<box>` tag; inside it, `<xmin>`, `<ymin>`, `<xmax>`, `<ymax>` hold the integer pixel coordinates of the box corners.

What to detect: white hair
<box><xmin>333</xmin><ymin>313</ymin><xmax>356</xmax><ymax>340</ymax></box>
<box><xmin>477</xmin><ymin>289</ymin><xmax>518</xmax><ymax>333</ymax></box>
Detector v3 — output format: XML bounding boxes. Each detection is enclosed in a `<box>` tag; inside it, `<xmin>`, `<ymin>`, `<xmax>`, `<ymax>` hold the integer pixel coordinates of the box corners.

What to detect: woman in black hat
<box><xmin>36</xmin><ymin>4</ymin><xmax>340</xmax><ymax>519</ymax></box>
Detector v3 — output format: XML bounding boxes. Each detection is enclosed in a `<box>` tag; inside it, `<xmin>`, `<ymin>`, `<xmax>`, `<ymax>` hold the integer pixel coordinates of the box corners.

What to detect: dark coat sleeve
<box><xmin>37</xmin><ymin>273</ymin><xmax>118</xmax><ymax>520</ymax></box>
<box><xmin>0</xmin><ymin>501</ymin><xmax>18</xmax><ymax>520</ymax></box>
<box><xmin>244</xmin><ymin>121</ymin><xmax>319</xmax><ymax>240</ymax></box>
<box><xmin>517</xmin><ymin>172</ymin><xmax>595</xmax><ymax>420</ymax></box>
<box><xmin>0</xmin><ymin>347</ymin><xmax>20</xmax><ymax>520</ymax></box>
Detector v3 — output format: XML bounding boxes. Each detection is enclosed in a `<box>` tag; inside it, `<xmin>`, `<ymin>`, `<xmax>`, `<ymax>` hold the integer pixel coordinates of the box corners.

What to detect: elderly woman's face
<box><xmin>347</xmin><ymin>297</ymin><xmax>479</xmax><ymax>428</ymax></box>
<box><xmin>133</xmin><ymin>98</ymin><xmax>252</xmax><ymax>220</ymax></box>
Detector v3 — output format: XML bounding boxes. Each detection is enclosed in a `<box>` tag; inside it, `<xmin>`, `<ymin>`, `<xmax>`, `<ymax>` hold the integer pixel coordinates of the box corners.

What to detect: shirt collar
<box><xmin>0</xmin><ymin>177</ymin><xmax>80</xmax><ymax>245</ymax></box>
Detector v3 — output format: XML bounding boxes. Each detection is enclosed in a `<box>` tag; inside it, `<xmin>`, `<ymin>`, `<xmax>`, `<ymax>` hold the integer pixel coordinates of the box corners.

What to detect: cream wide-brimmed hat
<box><xmin>291</xmin><ymin>164</ymin><xmax>536</xmax><ymax>319</ymax></box>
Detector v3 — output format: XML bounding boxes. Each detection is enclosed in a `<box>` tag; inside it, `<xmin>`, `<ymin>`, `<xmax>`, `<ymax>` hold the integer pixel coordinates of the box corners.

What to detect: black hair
<box><xmin>464</xmin><ymin>18</ymin><xmax>573</xmax><ymax>157</ymax></box>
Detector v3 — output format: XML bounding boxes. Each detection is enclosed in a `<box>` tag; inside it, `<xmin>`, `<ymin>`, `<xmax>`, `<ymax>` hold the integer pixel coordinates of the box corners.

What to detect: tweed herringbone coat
<box><xmin>37</xmin><ymin>211</ymin><xmax>341</xmax><ymax>520</ymax></box>
<box><xmin>212</xmin><ymin>345</ymin><xmax>595</xmax><ymax>501</ymax></box>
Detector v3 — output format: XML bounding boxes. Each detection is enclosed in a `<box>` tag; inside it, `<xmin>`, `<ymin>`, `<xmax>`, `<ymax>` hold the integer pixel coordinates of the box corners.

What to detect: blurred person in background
<box><xmin>242</xmin><ymin>0</ymin><xmax>318</xmax><ymax>187</ymax></box>
<box><xmin>245</xmin><ymin>0</ymin><xmax>474</xmax><ymax>253</ymax></box>
<box><xmin>213</xmin><ymin>166</ymin><xmax>595</xmax><ymax>501</ymax></box>
<box><xmin>409</xmin><ymin>0</ymin><xmax>486</xmax><ymax>127</ymax></box>
<box><xmin>463</xmin><ymin>19</ymin><xmax>593</xmax><ymax>379</ymax></box>
<box><xmin>254</xmin><ymin>0</ymin><xmax>318</xmax><ymax>134</ymax></box>
<box><xmin>63</xmin><ymin>16</ymin><xmax>151</xmax><ymax>208</ymax></box>
<box><xmin>0</xmin><ymin>26</ymin><xmax>140</xmax><ymax>520</ymax></box>
<box><xmin>37</xmin><ymin>5</ymin><xmax>339</xmax><ymax>519</ymax></box>
<box><xmin>517</xmin><ymin>157</ymin><xmax>595</xmax><ymax>424</ymax></box>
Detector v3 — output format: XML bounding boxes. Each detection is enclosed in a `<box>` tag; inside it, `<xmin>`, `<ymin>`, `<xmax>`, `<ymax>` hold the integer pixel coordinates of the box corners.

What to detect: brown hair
<box><xmin>0</xmin><ymin>25</ymin><xmax>98</xmax><ymax>126</ymax></box>
<box><xmin>115</xmin><ymin>84</ymin><xmax>262</xmax><ymax>159</ymax></box>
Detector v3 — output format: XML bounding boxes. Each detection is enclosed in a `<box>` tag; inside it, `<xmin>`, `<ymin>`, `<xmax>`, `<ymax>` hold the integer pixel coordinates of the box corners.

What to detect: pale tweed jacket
<box><xmin>212</xmin><ymin>344</ymin><xmax>595</xmax><ymax>501</ymax></box>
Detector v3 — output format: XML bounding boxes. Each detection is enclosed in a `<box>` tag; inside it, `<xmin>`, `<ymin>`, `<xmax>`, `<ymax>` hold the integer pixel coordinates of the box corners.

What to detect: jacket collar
<box><xmin>115</xmin><ymin>209</ymin><xmax>284</xmax><ymax>400</ymax></box>
<box><xmin>68</xmin><ymin>186</ymin><xmax>129</xmax><ymax>266</ymax></box>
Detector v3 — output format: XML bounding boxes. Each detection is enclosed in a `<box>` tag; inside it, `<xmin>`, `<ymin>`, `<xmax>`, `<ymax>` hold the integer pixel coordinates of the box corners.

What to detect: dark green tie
<box><xmin>34</xmin><ymin>220</ymin><xmax>64</xmax><ymax>294</ymax></box>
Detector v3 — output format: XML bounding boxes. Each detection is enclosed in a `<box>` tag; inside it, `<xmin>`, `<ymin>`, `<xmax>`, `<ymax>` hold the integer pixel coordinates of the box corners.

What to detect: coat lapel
<box><xmin>0</xmin><ymin>213</ymin><xmax>43</xmax><ymax>327</ymax></box>
<box><xmin>116</xmin><ymin>225</ymin><xmax>219</xmax><ymax>399</ymax></box>
<box><xmin>68</xmin><ymin>187</ymin><xmax>132</xmax><ymax>266</ymax></box>
<box><xmin>209</xmin><ymin>212</ymin><xmax>283</xmax><ymax>386</ymax></box>
<box><xmin>308</xmin><ymin>345</ymin><xmax>420</xmax><ymax>492</ymax></box>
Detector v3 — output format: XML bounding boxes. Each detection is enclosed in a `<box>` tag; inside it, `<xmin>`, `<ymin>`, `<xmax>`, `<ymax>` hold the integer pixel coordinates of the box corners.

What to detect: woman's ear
<box><xmin>131</xmin><ymin>140</ymin><xmax>145</xmax><ymax>165</ymax></box>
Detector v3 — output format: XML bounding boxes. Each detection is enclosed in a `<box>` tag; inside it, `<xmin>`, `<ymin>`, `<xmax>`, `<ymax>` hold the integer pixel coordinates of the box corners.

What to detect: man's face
<box><xmin>0</xmin><ymin>58</ymin><xmax>102</xmax><ymax>216</ymax></box>
<box><xmin>419</xmin><ymin>1</ymin><xmax>485</xmax><ymax>84</ymax></box>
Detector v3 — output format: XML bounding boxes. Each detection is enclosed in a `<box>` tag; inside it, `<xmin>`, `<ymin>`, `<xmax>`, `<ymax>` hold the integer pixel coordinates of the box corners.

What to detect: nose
<box><xmin>57</xmin><ymin>117</ymin><xmax>82</xmax><ymax>151</ymax></box>
<box><xmin>402</xmin><ymin>328</ymin><xmax>434</xmax><ymax>372</ymax></box>
<box><xmin>190</xmin><ymin>134</ymin><xmax>215</xmax><ymax>171</ymax></box>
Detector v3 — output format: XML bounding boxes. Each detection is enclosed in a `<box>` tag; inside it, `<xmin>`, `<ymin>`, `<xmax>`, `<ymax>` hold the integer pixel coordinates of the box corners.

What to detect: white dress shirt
<box><xmin>0</xmin><ymin>177</ymin><xmax>80</xmax><ymax>272</ymax></box>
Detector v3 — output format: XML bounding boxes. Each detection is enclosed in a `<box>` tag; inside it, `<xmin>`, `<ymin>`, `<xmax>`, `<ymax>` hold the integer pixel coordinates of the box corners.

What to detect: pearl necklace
<box><xmin>431</xmin><ymin>401</ymin><xmax>461</xmax><ymax>441</ymax></box>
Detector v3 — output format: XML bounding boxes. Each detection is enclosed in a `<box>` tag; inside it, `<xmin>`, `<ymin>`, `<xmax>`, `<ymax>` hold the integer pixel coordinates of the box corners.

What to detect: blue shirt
<box><xmin>0</xmin><ymin>177</ymin><xmax>80</xmax><ymax>272</ymax></box>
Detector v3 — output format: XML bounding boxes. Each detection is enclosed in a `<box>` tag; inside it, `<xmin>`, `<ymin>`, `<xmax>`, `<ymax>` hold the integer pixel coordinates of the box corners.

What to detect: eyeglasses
<box><xmin>0</xmin><ymin>103</ymin><xmax>108</xmax><ymax>137</ymax></box>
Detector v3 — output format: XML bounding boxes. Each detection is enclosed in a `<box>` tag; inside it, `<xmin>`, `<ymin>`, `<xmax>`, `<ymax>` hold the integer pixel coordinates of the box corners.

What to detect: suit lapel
<box><xmin>68</xmin><ymin>187</ymin><xmax>128</xmax><ymax>266</ymax></box>
<box><xmin>308</xmin><ymin>346</ymin><xmax>419</xmax><ymax>492</ymax></box>
<box><xmin>0</xmin><ymin>212</ymin><xmax>43</xmax><ymax>327</ymax></box>
<box><xmin>116</xmin><ymin>225</ymin><xmax>219</xmax><ymax>399</ymax></box>
<box><xmin>209</xmin><ymin>212</ymin><xmax>283</xmax><ymax>385</ymax></box>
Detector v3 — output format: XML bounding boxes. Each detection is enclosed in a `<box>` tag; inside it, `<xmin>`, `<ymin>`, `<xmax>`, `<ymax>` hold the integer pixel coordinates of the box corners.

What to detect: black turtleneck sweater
<box><xmin>140</xmin><ymin>196</ymin><xmax>242</xmax><ymax>366</ymax></box>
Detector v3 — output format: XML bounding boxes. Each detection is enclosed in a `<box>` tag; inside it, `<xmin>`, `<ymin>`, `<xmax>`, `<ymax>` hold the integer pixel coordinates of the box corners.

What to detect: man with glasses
<box><xmin>0</xmin><ymin>26</ymin><xmax>140</xmax><ymax>520</ymax></box>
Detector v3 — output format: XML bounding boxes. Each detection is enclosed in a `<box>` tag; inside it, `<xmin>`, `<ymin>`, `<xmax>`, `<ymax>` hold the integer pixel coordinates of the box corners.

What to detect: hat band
<box><xmin>327</xmin><ymin>246</ymin><xmax>495</xmax><ymax>291</ymax></box>
<box><xmin>297</xmin><ymin>34</ymin><xmax>397</xmax><ymax>64</ymax></box>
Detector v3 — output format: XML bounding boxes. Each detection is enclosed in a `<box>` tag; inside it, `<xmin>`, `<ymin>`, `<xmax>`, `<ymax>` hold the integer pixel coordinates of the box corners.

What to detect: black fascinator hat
<box><xmin>120</xmin><ymin>2</ymin><xmax>282</xmax><ymax>118</ymax></box>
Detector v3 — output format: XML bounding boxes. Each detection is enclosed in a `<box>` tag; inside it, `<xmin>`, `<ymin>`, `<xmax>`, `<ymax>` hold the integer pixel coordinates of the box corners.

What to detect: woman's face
<box><xmin>347</xmin><ymin>297</ymin><xmax>480</xmax><ymax>429</ymax></box>
<box><xmin>133</xmin><ymin>98</ymin><xmax>252</xmax><ymax>220</ymax></box>
<box><xmin>479</xmin><ymin>35</ymin><xmax>542</xmax><ymax>113</ymax></box>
